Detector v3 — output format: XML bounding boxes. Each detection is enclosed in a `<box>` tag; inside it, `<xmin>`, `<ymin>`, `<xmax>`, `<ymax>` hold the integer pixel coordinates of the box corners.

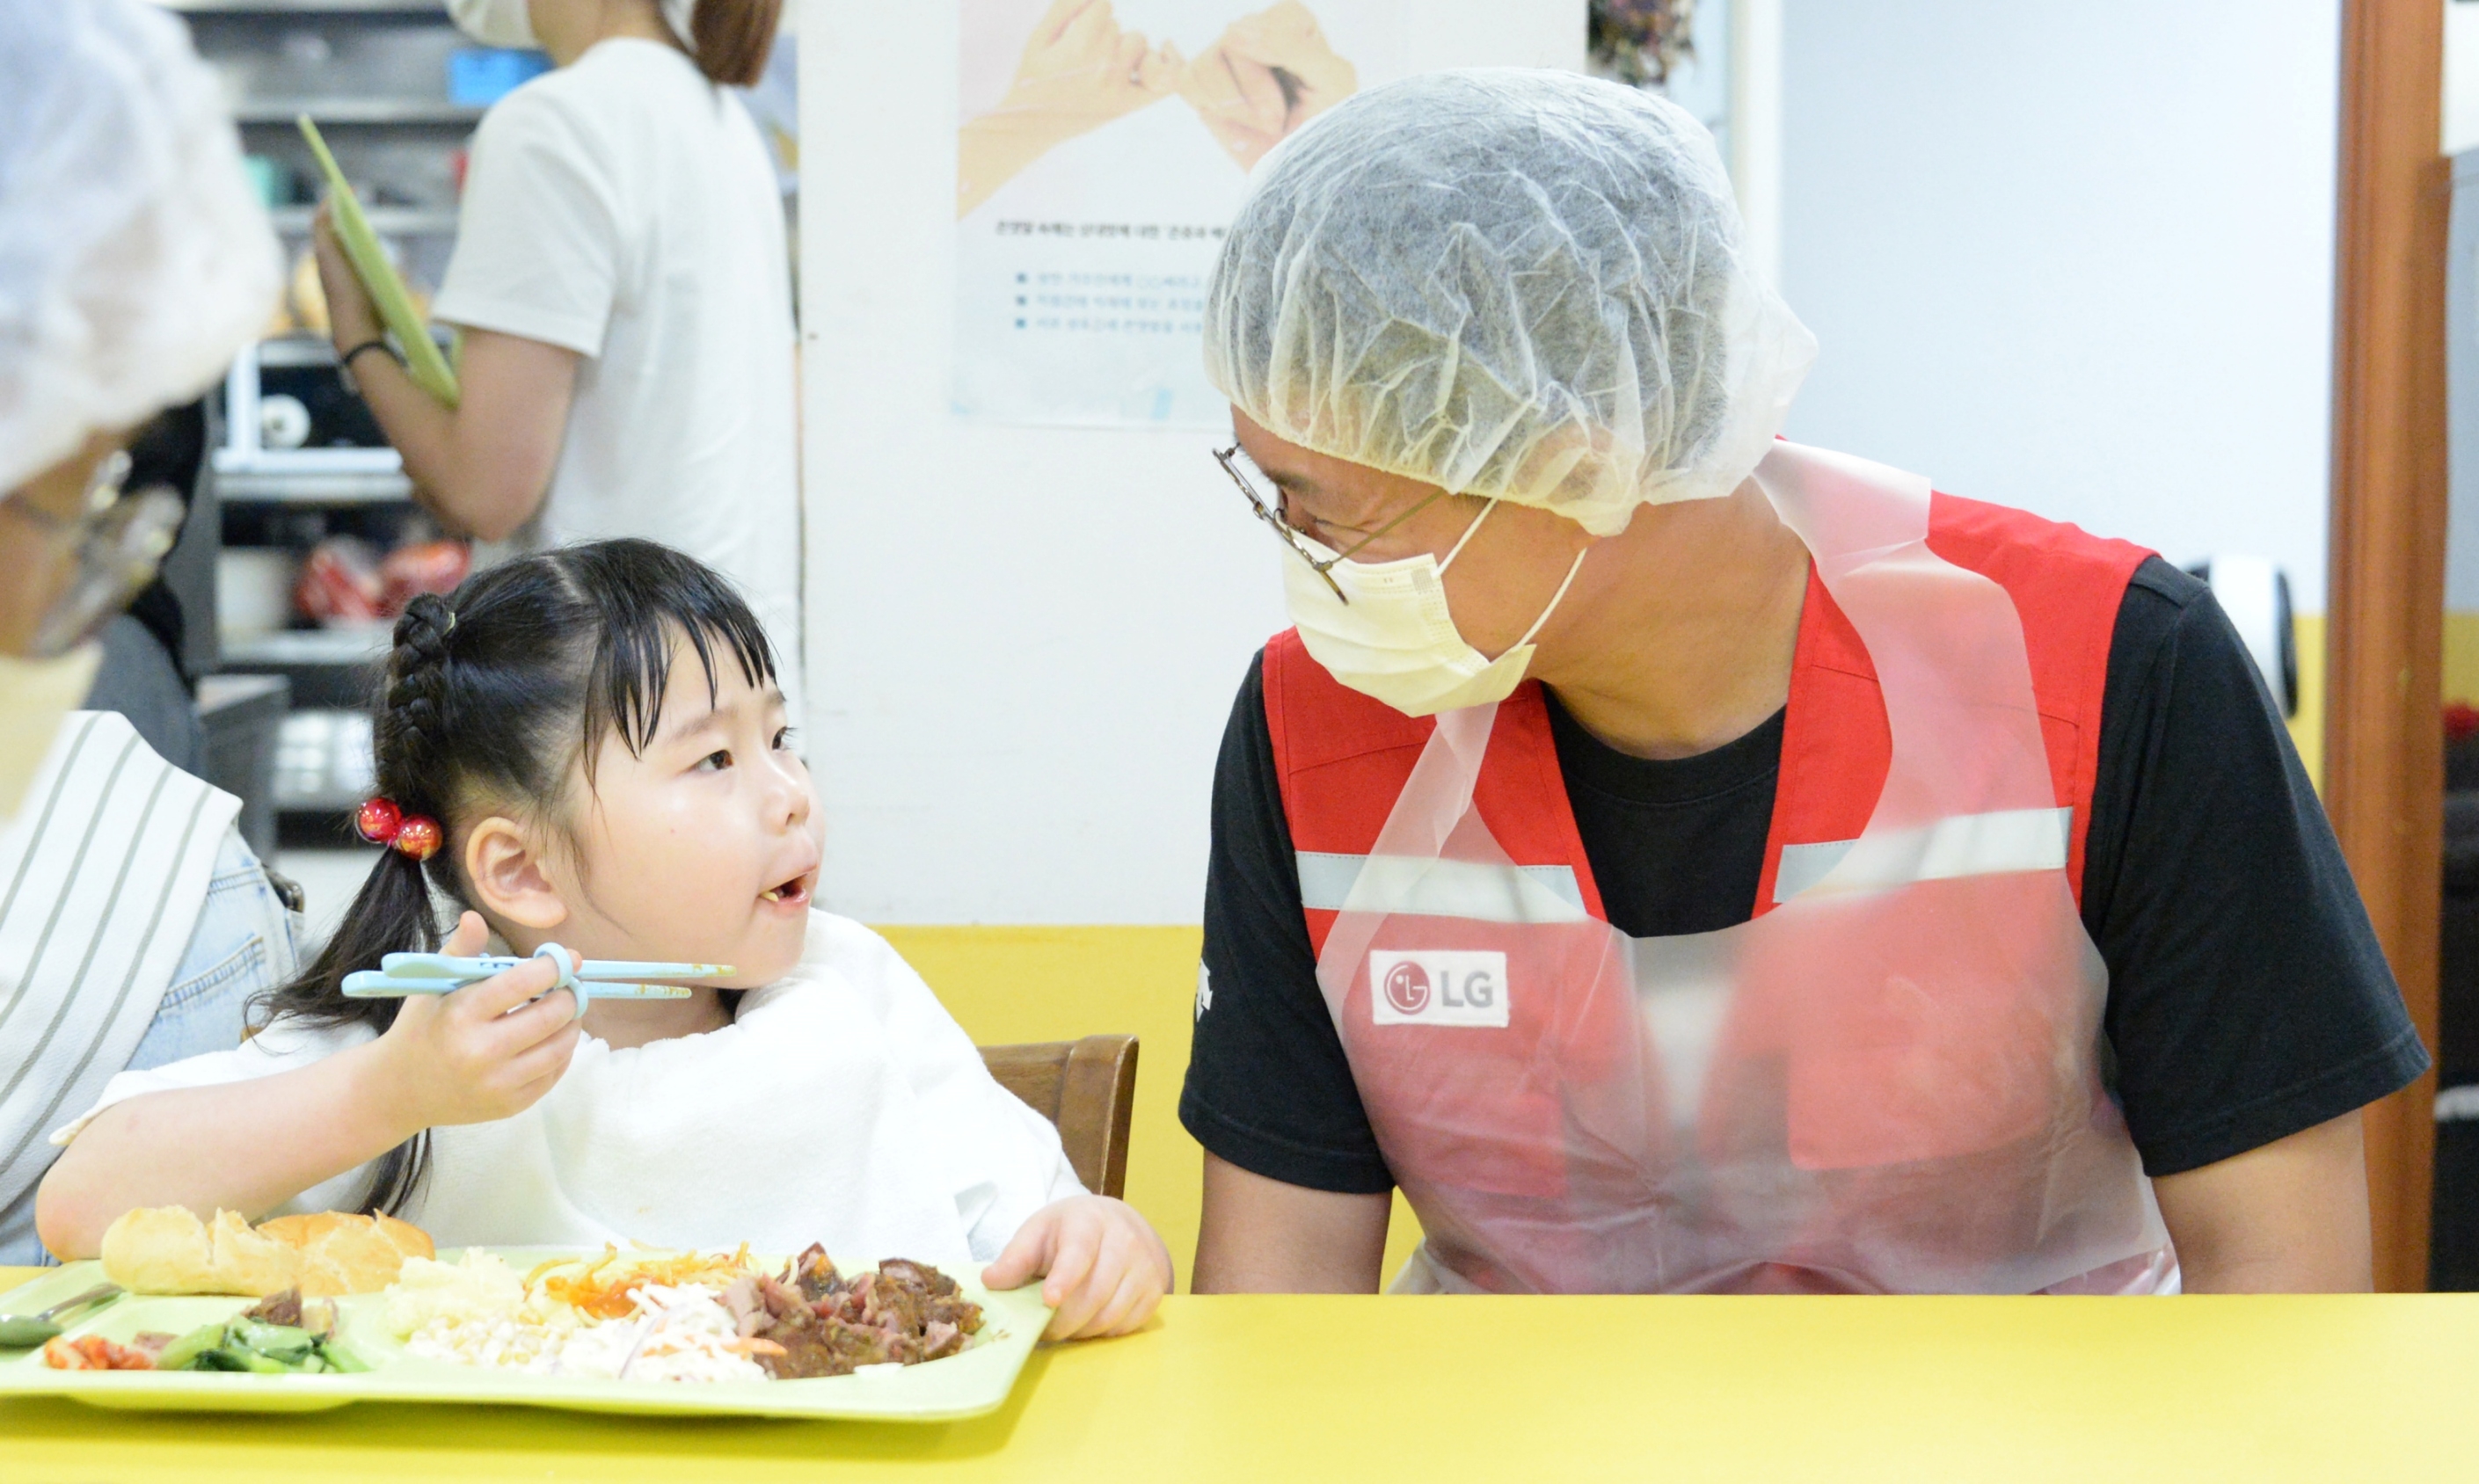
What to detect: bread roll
<box><xmin>97</xmin><ymin>1206</ymin><xmax>435</xmax><ymax>1297</ymax></box>
<box><xmin>99</xmin><ymin>1206</ymin><xmax>295</xmax><ymax>1297</ymax></box>
<box><xmin>259</xmin><ymin>1211</ymin><xmax>434</xmax><ymax>1295</ymax></box>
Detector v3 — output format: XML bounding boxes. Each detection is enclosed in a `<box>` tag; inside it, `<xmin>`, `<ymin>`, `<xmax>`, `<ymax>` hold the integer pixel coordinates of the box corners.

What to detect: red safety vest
<box><xmin>1264</xmin><ymin>491</ymin><xmax>2155</xmax><ymax>1288</ymax></box>
<box><xmin>1265</xmin><ymin>491</ymin><xmax>2149</xmax><ymax>948</ymax></box>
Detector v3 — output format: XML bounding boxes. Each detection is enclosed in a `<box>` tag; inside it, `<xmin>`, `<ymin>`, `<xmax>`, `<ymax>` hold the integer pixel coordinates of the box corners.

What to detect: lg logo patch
<box><xmin>1382</xmin><ymin>960</ymin><xmax>1431</xmax><ymax>1015</ymax></box>
<box><xmin>1367</xmin><ymin>950</ymin><xmax>1509</xmax><ymax>1028</ymax></box>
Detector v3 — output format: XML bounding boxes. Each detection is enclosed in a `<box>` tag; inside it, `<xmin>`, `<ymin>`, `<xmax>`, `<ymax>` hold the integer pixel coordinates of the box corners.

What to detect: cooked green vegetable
<box><xmin>228</xmin><ymin>1320</ymin><xmax>316</xmax><ymax>1360</ymax></box>
<box><xmin>151</xmin><ymin>1321</ymin><xmax>225</xmax><ymax>1372</ymax></box>
<box><xmin>201</xmin><ymin>1345</ymin><xmax>295</xmax><ymax>1375</ymax></box>
<box><xmin>321</xmin><ymin>1342</ymin><xmax>370</xmax><ymax>1374</ymax></box>
<box><xmin>154</xmin><ymin>1314</ymin><xmax>363</xmax><ymax>1376</ymax></box>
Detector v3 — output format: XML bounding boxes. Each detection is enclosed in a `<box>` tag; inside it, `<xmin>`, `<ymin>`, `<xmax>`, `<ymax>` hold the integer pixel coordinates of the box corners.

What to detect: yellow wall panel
<box><xmin>2291</xmin><ymin>613</ymin><xmax>2323</xmax><ymax>789</ymax></box>
<box><xmin>2444</xmin><ymin>611</ymin><xmax>2479</xmax><ymax>707</ymax></box>
<box><xmin>879</xmin><ymin>925</ymin><xmax>1424</xmax><ymax>1294</ymax></box>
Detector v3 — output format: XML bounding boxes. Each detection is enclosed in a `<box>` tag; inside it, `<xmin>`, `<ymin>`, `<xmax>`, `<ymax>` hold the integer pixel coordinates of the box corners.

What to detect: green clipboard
<box><xmin>297</xmin><ymin>116</ymin><xmax>462</xmax><ymax>407</ymax></box>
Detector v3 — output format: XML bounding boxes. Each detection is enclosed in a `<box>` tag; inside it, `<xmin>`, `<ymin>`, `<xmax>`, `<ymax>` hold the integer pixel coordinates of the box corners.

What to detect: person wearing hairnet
<box><xmin>1181</xmin><ymin>70</ymin><xmax>2426</xmax><ymax>1296</ymax></box>
<box><xmin>311</xmin><ymin>0</ymin><xmax>804</xmax><ymax>710</ymax></box>
<box><xmin>0</xmin><ymin>0</ymin><xmax>302</xmax><ymax>1263</ymax></box>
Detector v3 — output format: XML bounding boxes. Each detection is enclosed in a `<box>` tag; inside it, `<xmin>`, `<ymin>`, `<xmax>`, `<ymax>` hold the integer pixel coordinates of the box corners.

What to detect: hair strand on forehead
<box><xmin>581</xmin><ymin>551</ymin><xmax>773</xmax><ymax>780</ymax></box>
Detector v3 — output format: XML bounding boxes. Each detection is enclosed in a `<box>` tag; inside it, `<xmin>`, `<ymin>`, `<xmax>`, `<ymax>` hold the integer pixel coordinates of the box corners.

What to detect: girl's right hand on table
<box><xmin>984</xmin><ymin>1194</ymin><xmax>1173</xmax><ymax>1341</ymax></box>
<box><xmin>368</xmin><ymin>911</ymin><xmax>580</xmax><ymax>1131</ymax></box>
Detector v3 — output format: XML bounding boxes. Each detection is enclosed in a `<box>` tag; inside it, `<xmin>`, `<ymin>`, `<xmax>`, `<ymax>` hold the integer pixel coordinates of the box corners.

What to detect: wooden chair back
<box><xmin>979</xmin><ymin>1036</ymin><xmax>1139</xmax><ymax>1199</ymax></box>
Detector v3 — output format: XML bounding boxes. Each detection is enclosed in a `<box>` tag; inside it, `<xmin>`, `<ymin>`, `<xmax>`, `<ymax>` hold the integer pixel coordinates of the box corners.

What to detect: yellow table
<box><xmin>5</xmin><ymin>1269</ymin><xmax>2475</xmax><ymax>1483</ymax></box>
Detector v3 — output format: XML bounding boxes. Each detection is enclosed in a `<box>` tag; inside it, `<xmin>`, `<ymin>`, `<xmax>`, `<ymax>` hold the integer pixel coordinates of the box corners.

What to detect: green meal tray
<box><xmin>299</xmin><ymin>115</ymin><xmax>463</xmax><ymax>407</ymax></box>
<box><xmin>0</xmin><ymin>1250</ymin><xmax>1052</xmax><ymax>1421</ymax></box>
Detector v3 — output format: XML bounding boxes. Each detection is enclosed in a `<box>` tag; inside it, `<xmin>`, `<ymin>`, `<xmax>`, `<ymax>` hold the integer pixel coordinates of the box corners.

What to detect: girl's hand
<box><xmin>368</xmin><ymin>912</ymin><xmax>581</xmax><ymax>1135</ymax></box>
<box><xmin>310</xmin><ymin>201</ymin><xmax>383</xmax><ymax>349</ymax></box>
<box><xmin>982</xmin><ymin>1194</ymin><xmax>1172</xmax><ymax>1340</ymax></box>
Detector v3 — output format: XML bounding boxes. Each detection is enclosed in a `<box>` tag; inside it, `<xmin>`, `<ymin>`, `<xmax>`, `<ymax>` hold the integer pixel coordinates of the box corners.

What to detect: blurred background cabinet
<box><xmin>2433</xmin><ymin>142</ymin><xmax>2479</xmax><ymax>1290</ymax></box>
<box><xmin>165</xmin><ymin>0</ymin><xmax>525</xmax><ymax>840</ymax></box>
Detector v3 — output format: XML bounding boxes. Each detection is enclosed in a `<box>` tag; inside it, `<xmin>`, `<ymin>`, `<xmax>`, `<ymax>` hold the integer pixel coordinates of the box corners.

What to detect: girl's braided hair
<box><xmin>252</xmin><ymin>538</ymin><xmax>777</xmax><ymax>1215</ymax></box>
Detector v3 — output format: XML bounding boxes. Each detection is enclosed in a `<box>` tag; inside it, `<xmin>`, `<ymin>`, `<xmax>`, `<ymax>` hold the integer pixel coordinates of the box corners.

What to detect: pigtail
<box><xmin>259</xmin><ymin>848</ymin><xmax>441</xmax><ymax>1037</ymax></box>
<box><xmin>246</xmin><ymin>595</ymin><xmax>461</xmax><ymax>1215</ymax></box>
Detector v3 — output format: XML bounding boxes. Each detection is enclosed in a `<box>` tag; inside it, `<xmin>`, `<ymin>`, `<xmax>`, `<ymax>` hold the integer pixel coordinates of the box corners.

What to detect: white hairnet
<box><xmin>1202</xmin><ymin>69</ymin><xmax>1817</xmax><ymax>535</ymax></box>
<box><xmin>0</xmin><ymin>0</ymin><xmax>282</xmax><ymax>493</ymax></box>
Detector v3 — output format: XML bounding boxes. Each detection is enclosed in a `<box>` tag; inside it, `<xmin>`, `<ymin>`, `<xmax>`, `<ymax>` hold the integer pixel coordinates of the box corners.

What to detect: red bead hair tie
<box><xmin>355</xmin><ymin>797</ymin><xmax>442</xmax><ymax>862</ymax></box>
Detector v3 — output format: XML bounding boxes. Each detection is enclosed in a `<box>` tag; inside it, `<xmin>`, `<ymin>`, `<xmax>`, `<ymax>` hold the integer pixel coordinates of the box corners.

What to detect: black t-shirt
<box><xmin>1180</xmin><ymin>557</ymin><xmax>2430</xmax><ymax>1193</ymax></box>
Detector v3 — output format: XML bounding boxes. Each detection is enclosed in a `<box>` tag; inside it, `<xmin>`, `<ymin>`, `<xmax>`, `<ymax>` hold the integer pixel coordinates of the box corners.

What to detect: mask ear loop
<box><xmin>1511</xmin><ymin>545</ymin><xmax>1591</xmax><ymax>649</ymax></box>
<box><xmin>1436</xmin><ymin>497</ymin><xmax>1591</xmax><ymax>651</ymax></box>
<box><xmin>1437</xmin><ymin>498</ymin><xmax>1499</xmax><ymax>574</ymax></box>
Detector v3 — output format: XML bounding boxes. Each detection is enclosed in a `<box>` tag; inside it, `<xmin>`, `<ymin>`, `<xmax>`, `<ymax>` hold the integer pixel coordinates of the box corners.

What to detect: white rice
<box><xmin>388</xmin><ymin>1255</ymin><xmax>765</xmax><ymax>1385</ymax></box>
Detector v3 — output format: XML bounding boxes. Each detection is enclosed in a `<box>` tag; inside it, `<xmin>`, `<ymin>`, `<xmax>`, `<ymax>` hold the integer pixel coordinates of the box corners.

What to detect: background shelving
<box><xmin>176</xmin><ymin>0</ymin><xmax>491</xmax><ymax>826</ymax></box>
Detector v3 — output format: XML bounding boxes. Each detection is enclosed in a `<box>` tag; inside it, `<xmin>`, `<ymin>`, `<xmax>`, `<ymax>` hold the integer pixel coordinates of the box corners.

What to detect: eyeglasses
<box><xmin>1</xmin><ymin>450</ymin><xmax>186</xmax><ymax>658</ymax></box>
<box><xmin>1214</xmin><ymin>444</ymin><xmax>1448</xmax><ymax>605</ymax></box>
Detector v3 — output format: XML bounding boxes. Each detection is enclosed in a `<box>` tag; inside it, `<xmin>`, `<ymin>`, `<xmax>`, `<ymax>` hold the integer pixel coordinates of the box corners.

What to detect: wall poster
<box><xmin>953</xmin><ymin>0</ymin><xmax>1404</xmax><ymax>429</ymax></box>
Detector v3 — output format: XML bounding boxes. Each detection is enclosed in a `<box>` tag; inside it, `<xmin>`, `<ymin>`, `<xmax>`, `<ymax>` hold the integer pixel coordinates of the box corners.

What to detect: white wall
<box><xmin>798</xmin><ymin>2</ymin><xmax>1586</xmax><ymax>924</ymax></box>
<box><xmin>2448</xmin><ymin>0</ymin><xmax>2479</xmax><ymax>154</ymax></box>
<box><xmin>1777</xmin><ymin>1</ymin><xmax>2341</xmax><ymax>611</ymax></box>
<box><xmin>1729</xmin><ymin>0</ymin><xmax>1784</xmax><ymax>286</ymax></box>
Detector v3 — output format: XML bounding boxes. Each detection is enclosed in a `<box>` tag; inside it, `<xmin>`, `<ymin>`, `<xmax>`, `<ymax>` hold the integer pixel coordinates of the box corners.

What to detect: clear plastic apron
<box><xmin>1317</xmin><ymin>441</ymin><xmax>2175</xmax><ymax>1295</ymax></box>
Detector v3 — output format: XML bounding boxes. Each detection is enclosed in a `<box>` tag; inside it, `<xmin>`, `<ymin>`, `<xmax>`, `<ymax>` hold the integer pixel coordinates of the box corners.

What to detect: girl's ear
<box><xmin>461</xmin><ymin>815</ymin><xmax>571</xmax><ymax>932</ymax></box>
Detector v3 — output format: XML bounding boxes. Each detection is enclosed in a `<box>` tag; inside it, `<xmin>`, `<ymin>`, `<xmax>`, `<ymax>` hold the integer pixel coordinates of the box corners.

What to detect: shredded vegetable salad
<box><xmin>379</xmin><ymin>1244</ymin><xmax>982</xmax><ymax>1386</ymax></box>
<box><xmin>523</xmin><ymin>1245</ymin><xmax>758</xmax><ymax>1321</ymax></box>
<box><xmin>385</xmin><ymin>1250</ymin><xmax>768</xmax><ymax>1384</ymax></box>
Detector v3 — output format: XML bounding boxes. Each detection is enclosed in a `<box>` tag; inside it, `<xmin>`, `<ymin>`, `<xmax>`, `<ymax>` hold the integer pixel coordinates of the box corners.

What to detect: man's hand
<box><xmin>983</xmin><ymin>1194</ymin><xmax>1172</xmax><ymax>1339</ymax></box>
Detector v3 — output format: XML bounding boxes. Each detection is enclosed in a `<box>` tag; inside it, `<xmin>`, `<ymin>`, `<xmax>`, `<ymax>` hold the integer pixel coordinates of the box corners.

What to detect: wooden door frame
<box><xmin>2326</xmin><ymin>0</ymin><xmax>2448</xmax><ymax>1292</ymax></box>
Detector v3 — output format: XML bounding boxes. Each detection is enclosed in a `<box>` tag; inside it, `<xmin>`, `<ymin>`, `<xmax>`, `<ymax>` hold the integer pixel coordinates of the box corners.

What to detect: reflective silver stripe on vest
<box><xmin>1773</xmin><ymin>806</ymin><xmax>2074</xmax><ymax>903</ymax></box>
<box><xmin>1297</xmin><ymin>806</ymin><xmax>2074</xmax><ymax>921</ymax></box>
<box><xmin>1294</xmin><ymin>852</ymin><xmax>1587</xmax><ymax>924</ymax></box>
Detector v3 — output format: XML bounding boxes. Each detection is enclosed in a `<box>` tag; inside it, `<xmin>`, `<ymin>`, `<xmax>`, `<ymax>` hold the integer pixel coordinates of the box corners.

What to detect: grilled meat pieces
<box><xmin>723</xmin><ymin>1255</ymin><xmax>985</xmax><ymax>1380</ymax></box>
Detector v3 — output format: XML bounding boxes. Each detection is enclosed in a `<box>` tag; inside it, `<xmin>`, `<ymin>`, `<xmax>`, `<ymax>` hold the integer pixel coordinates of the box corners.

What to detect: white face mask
<box><xmin>447</xmin><ymin>0</ymin><xmax>536</xmax><ymax>48</ymax></box>
<box><xmin>1283</xmin><ymin>501</ymin><xmax>1588</xmax><ymax>717</ymax></box>
<box><xmin>0</xmin><ymin>645</ymin><xmax>100</xmax><ymax>823</ymax></box>
<box><xmin>448</xmin><ymin>0</ymin><xmax>699</xmax><ymax>51</ymax></box>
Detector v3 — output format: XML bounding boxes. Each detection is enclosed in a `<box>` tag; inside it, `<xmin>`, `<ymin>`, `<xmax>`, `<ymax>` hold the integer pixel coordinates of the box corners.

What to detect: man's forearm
<box><xmin>2155</xmin><ymin>1110</ymin><xmax>2373</xmax><ymax>1292</ymax></box>
<box><xmin>1192</xmin><ymin>1152</ymin><xmax>1390</xmax><ymax>1292</ymax></box>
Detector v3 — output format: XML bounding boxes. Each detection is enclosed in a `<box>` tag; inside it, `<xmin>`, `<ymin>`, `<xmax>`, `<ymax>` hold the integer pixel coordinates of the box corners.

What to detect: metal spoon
<box><xmin>0</xmin><ymin>1283</ymin><xmax>124</xmax><ymax>1349</ymax></box>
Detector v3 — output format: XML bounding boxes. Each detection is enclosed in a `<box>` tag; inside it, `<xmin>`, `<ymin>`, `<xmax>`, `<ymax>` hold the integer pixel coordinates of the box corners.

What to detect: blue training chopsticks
<box><xmin>340</xmin><ymin>942</ymin><xmax>734</xmax><ymax>1011</ymax></box>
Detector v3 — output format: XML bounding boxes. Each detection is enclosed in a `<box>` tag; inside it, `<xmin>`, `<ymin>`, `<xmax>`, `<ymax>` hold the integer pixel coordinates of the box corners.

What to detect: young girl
<box><xmin>35</xmin><ymin>540</ymin><xmax>1170</xmax><ymax>1340</ymax></box>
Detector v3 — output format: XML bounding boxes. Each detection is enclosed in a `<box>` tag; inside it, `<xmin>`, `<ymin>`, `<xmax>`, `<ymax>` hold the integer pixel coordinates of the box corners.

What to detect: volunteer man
<box><xmin>0</xmin><ymin>0</ymin><xmax>301</xmax><ymax>1264</ymax></box>
<box><xmin>1181</xmin><ymin>70</ymin><xmax>2427</xmax><ymax>1295</ymax></box>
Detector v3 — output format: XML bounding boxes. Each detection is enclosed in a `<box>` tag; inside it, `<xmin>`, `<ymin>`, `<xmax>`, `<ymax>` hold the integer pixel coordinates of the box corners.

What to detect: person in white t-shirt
<box><xmin>312</xmin><ymin>0</ymin><xmax>803</xmax><ymax>709</ymax></box>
